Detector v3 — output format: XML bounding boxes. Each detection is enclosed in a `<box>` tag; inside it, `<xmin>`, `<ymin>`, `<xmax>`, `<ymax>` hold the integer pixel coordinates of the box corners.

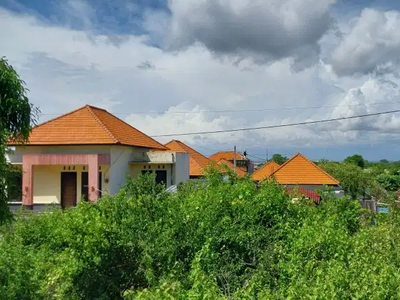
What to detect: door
<box><xmin>81</xmin><ymin>172</ymin><xmax>102</xmax><ymax>201</ymax></box>
<box><xmin>61</xmin><ymin>172</ymin><xmax>77</xmax><ymax>209</ymax></box>
<box><xmin>155</xmin><ymin>170</ymin><xmax>167</xmax><ymax>186</ymax></box>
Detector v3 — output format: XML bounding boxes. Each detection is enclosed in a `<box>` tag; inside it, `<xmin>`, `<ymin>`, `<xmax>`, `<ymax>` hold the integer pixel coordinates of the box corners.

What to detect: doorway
<box><xmin>61</xmin><ymin>172</ymin><xmax>77</xmax><ymax>209</ymax></box>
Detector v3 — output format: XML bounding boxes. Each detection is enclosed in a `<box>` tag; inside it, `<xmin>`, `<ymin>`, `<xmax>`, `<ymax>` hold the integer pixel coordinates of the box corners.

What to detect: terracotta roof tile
<box><xmin>165</xmin><ymin>140</ymin><xmax>211</xmax><ymax>177</ymax></box>
<box><xmin>271</xmin><ymin>153</ymin><xmax>339</xmax><ymax>185</ymax></box>
<box><xmin>9</xmin><ymin>105</ymin><xmax>166</xmax><ymax>150</ymax></box>
<box><xmin>216</xmin><ymin>159</ymin><xmax>247</xmax><ymax>177</ymax></box>
<box><xmin>251</xmin><ymin>161</ymin><xmax>280</xmax><ymax>181</ymax></box>
<box><xmin>209</xmin><ymin>151</ymin><xmax>245</xmax><ymax>161</ymax></box>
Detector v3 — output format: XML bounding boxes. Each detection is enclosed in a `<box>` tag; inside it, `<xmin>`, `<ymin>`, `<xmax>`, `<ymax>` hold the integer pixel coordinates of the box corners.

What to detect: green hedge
<box><xmin>1</xmin><ymin>171</ymin><xmax>400</xmax><ymax>299</ymax></box>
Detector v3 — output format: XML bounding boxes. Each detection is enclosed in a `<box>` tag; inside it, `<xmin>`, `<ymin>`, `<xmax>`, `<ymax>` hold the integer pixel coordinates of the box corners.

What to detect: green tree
<box><xmin>0</xmin><ymin>57</ymin><xmax>37</xmax><ymax>223</ymax></box>
<box><xmin>271</xmin><ymin>153</ymin><xmax>288</xmax><ymax>165</ymax></box>
<box><xmin>320</xmin><ymin>162</ymin><xmax>372</xmax><ymax>199</ymax></box>
<box><xmin>376</xmin><ymin>174</ymin><xmax>400</xmax><ymax>192</ymax></box>
<box><xmin>344</xmin><ymin>154</ymin><xmax>366</xmax><ymax>169</ymax></box>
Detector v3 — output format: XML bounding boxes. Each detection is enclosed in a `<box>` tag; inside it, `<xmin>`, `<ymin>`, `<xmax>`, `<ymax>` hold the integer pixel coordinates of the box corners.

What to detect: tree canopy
<box><xmin>1</xmin><ymin>171</ymin><xmax>400</xmax><ymax>299</ymax></box>
<box><xmin>344</xmin><ymin>154</ymin><xmax>366</xmax><ymax>169</ymax></box>
<box><xmin>0</xmin><ymin>57</ymin><xmax>37</xmax><ymax>223</ymax></box>
<box><xmin>271</xmin><ymin>153</ymin><xmax>288</xmax><ymax>165</ymax></box>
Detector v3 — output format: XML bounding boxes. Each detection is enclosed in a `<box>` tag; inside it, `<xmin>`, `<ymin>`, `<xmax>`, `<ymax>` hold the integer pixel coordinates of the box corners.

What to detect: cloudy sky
<box><xmin>2</xmin><ymin>0</ymin><xmax>400</xmax><ymax>161</ymax></box>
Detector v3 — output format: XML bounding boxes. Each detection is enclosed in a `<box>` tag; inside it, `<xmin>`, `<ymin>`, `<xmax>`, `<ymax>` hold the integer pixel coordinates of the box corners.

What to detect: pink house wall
<box><xmin>22</xmin><ymin>154</ymin><xmax>110</xmax><ymax>207</ymax></box>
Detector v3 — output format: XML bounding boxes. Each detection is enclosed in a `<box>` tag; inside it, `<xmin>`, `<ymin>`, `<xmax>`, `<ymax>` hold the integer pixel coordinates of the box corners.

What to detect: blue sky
<box><xmin>2</xmin><ymin>0</ymin><xmax>400</xmax><ymax>161</ymax></box>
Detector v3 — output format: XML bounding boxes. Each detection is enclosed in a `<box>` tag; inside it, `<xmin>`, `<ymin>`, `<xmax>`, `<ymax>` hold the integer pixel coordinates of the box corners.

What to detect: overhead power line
<box><xmin>151</xmin><ymin>109</ymin><xmax>400</xmax><ymax>138</ymax></box>
<box><xmin>38</xmin><ymin>99</ymin><xmax>400</xmax><ymax>117</ymax></box>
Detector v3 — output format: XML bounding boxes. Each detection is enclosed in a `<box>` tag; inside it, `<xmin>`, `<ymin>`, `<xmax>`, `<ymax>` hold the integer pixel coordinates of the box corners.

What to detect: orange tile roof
<box><xmin>9</xmin><ymin>105</ymin><xmax>166</xmax><ymax>150</ymax></box>
<box><xmin>270</xmin><ymin>153</ymin><xmax>339</xmax><ymax>185</ymax></box>
<box><xmin>216</xmin><ymin>159</ymin><xmax>247</xmax><ymax>177</ymax></box>
<box><xmin>251</xmin><ymin>161</ymin><xmax>280</xmax><ymax>181</ymax></box>
<box><xmin>209</xmin><ymin>151</ymin><xmax>245</xmax><ymax>162</ymax></box>
<box><xmin>165</xmin><ymin>140</ymin><xmax>211</xmax><ymax>177</ymax></box>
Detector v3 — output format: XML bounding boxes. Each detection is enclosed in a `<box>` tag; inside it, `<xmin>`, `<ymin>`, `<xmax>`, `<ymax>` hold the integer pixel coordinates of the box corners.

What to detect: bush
<box><xmin>1</xmin><ymin>171</ymin><xmax>400</xmax><ymax>299</ymax></box>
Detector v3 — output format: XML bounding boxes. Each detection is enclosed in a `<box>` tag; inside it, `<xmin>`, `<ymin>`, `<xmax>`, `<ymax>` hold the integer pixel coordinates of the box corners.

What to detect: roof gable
<box><xmin>165</xmin><ymin>140</ymin><xmax>211</xmax><ymax>177</ymax></box>
<box><xmin>10</xmin><ymin>105</ymin><xmax>166</xmax><ymax>150</ymax></box>
<box><xmin>251</xmin><ymin>161</ymin><xmax>280</xmax><ymax>181</ymax></box>
<box><xmin>270</xmin><ymin>153</ymin><xmax>339</xmax><ymax>185</ymax></box>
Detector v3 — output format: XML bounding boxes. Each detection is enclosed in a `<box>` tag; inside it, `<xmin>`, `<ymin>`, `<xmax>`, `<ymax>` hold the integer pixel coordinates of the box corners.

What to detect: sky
<box><xmin>2</xmin><ymin>0</ymin><xmax>400</xmax><ymax>162</ymax></box>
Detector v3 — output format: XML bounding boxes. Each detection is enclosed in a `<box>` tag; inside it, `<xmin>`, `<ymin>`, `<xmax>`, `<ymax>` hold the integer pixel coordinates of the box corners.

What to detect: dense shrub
<box><xmin>1</xmin><ymin>171</ymin><xmax>400</xmax><ymax>299</ymax></box>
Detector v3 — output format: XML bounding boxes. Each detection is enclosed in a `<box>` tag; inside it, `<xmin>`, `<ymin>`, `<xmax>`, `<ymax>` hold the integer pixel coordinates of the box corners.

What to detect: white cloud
<box><xmin>2</xmin><ymin>5</ymin><xmax>400</xmax><ymax>155</ymax></box>
<box><xmin>331</xmin><ymin>8</ymin><xmax>400</xmax><ymax>76</ymax></box>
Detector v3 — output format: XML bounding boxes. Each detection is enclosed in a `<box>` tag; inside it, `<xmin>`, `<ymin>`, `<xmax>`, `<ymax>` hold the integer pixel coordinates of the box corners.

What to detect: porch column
<box><xmin>22</xmin><ymin>156</ymin><xmax>33</xmax><ymax>209</ymax></box>
<box><xmin>88</xmin><ymin>154</ymin><xmax>99</xmax><ymax>202</ymax></box>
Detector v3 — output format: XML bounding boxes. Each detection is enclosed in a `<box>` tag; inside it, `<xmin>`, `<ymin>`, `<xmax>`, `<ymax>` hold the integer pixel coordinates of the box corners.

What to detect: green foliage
<box><xmin>344</xmin><ymin>154</ymin><xmax>366</xmax><ymax>169</ymax></box>
<box><xmin>271</xmin><ymin>153</ymin><xmax>288</xmax><ymax>165</ymax></box>
<box><xmin>320</xmin><ymin>161</ymin><xmax>372</xmax><ymax>199</ymax></box>
<box><xmin>376</xmin><ymin>174</ymin><xmax>400</xmax><ymax>192</ymax></box>
<box><xmin>0</xmin><ymin>57</ymin><xmax>38</xmax><ymax>224</ymax></box>
<box><xmin>1</xmin><ymin>172</ymin><xmax>400</xmax><ymax>299</ymax></box>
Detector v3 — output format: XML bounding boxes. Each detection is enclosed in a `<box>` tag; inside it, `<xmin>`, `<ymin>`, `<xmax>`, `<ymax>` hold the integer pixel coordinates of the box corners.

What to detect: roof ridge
<box><xmin>270</xmin><ymin>153</ymin><xmax>339</xmax><ymax>184</ymax></box>
<box><xmin>99</xmin><ymin>108</ymin><xmax>167</xmax><ymax>150</ymax></box>
<box><xmin>86</xmin><ymin>106</ymin><xmax>119</xmax><ymax>144</ymax></box>
<box><xmin>30</xmin><ymin>105</ymin><xmax>89</xmax><ymax>131</ymax></box>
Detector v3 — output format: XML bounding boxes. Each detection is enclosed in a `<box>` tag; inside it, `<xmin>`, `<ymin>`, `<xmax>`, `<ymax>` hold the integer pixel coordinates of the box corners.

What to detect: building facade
<box><xmin>6</xmin><ymin>105</ymin><xmax>189</xmax><ymax>210</ymax></box>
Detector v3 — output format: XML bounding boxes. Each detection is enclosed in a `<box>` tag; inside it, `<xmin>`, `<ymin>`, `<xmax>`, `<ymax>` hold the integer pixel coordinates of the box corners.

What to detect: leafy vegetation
<box><xmin>0</xmin><ymin>57</ymin><xmax>38</xmax><ymax>224</ymax></box>
<box><xmin>1</xmin><ymin>171</ymin><xmax>400</xmax><ymax>299</ymax></box>
<box><xmin>270</xmin><ymin>153</ymin><xmax>288</xmax><ymax>165</ymax></box>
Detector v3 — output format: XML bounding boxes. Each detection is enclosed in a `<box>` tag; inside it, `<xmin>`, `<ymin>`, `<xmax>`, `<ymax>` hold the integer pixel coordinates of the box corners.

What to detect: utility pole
<box><xmin>266</xmin><ymin>148</ymin><xmax>269</xmax><ymax>162</ymax></box>
<box><xmin>233</xmin><ymin>146</ymin><xmax>237</xmax><ymax>174</ymax></box>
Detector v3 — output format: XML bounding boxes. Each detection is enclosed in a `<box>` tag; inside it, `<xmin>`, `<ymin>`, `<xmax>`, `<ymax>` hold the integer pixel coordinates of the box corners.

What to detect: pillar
<box><xmin>88</xmin><ymin>154</ymin><xmax>99</xmax><ymax>202</ymax></box>
<box><xmin>22</xmin><ymin>156</ymin><xmax>33</xmax><ymax>209</ymax></box>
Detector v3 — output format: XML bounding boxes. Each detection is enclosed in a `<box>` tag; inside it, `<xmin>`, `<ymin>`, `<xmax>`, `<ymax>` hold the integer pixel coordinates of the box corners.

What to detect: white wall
<box><xmin>173</xmin><ymin>152</ymin><xmax>190</xmax><ymax>185</ymax></box>
<box><xmin>108</xmin><ymin>146</ymin><xmax>134</xmax><ymax>194</ymax></box>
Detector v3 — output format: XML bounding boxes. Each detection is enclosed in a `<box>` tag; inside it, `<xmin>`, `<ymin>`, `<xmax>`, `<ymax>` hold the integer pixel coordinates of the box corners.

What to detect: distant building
<box><xmin>252</xmin><ymin>153</ymin><xmax>342</xmax><ymax>202</ymax></box>
<box><xmin>209</xmin><ymin>151</ymin><xmax>254</xmax><ymax>174</ymax></box>
<box><xmin>165</xmin><ymin>141</ymin><xmax>247</xmax><ymax>178</ymax></box>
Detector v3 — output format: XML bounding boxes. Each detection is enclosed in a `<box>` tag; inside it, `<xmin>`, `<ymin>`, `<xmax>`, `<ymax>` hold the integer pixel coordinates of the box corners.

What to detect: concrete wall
<box><xmin>108</xmin><ymin>146</ymin><xmax>135</xmax><ymax>194</ymax></box>
<box><xmin>173</xmin><ymin>152</ymin><xmax>190</xmax><ymax>185</ymax></box>
<box><xmin>129</xmin><ymin>164</ymin><xmax>172</xmax><ymax>186</ymax></box>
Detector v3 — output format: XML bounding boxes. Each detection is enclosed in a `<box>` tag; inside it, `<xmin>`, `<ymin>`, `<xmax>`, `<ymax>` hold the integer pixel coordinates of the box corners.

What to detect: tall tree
<box><xmin>344</xmin><ymin>154</ymin><xmax>365</xmax><ymax>169</ymax></box>
<box><xmin>0</xmin><ymin>57</ymin><xmax>38</xmax><ymax>223</ymax></box>
<box><xmin>271</xmin><ymin>154</ymin><xmax>288</xmax><ymax>165</ymax></box>
<box><xmin>320</xmin><ymin>162</ymin><xmax>371</xmax><ymax>200</ymax></box>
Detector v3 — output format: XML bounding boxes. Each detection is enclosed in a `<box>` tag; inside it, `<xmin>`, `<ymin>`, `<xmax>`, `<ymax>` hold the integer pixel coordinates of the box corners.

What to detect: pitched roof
<box><xmin>270</xmin><ymin>153</ymin><xmax>339</xmax><ymax>185</ymax></box>
<box><xmin>209</xmin><ymin>151</ymin><xmax>245</xmax><ymax>162</ymax></box>
<box><xmin>9</xmin><ymin>105</ymin><xmax>166</xmax><ymax>150</ymax></box>
<box><xmin>251</xmin><ymin>161</ymin><xmax>280</xmax><ymax>181</ymax></box>
<box><xmin>216</xmin><ymin>159</ymin><xmax>247</xmax><ymax>177</ymax></box>
<box><xmin>165</xmin><ymin>140</ymin><xmax>211</xmax><ymax>177</ymax></box>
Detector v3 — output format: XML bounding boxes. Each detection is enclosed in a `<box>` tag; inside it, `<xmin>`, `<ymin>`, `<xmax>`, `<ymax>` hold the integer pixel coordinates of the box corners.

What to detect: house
<box><xmin>252</xmin><ymin>153</ymin><xmax>341</xmax><ymax>200</ymax></box>
<box><xmin>209</xmin><ymin>151</ymin><xmax>254</xmax><ymax>174</ymax></box>
<box><xmin>6</xmin><ymin>105</ymin><xmax>189</xmax><ymax>210</ymax></box>
<box><xmin>165</xmin><ymin>140</ymin><xmax>211</xmax><ymax>179</ymax></box>
<box><xmin>251</xmin><ymin>160</ymin><xmax>280</xmax><ymax>181</ymax></box>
